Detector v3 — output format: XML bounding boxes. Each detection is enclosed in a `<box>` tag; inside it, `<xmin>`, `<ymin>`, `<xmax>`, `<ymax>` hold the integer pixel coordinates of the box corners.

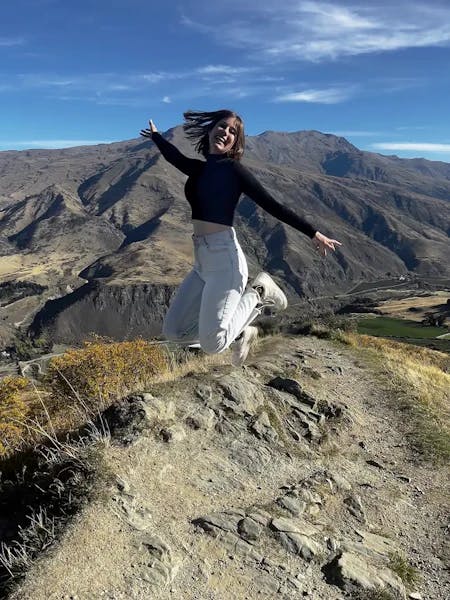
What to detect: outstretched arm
<box><xmin>140</xmin><ymin>119</ymin><xmax>198</xmax><ymax>176</ymax></box>
<box><xmin>236</xmin><ymin>163</ymin><xmax>342</xmax><ymax>256</ymax></box>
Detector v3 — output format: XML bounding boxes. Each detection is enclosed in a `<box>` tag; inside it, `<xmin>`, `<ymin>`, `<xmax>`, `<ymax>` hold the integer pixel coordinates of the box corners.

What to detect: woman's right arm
<box><xmin>140</xmin><ymin>119</ymin><xmax>198</xmax><ymax>176</ymax></box>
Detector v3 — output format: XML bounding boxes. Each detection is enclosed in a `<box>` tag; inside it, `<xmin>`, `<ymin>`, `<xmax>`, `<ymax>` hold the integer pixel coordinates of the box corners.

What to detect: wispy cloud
<box><xmin>274</xmin><ymin>87</ymin><xmax>353</xmax><ymax>103</ymax></box>
<box><xmin>329</xmin><ymin>130</ymin><xmax>386</xmax><ymax>137</ymax></box>
<box><xmin>162</xmin><ymin>96</ymin><xmax>171</xmax><ymax>103</ymax></box>
<box><xmin>181</xmin><ymin>1</ymin><xmax>450</xmax><ymax>62</ymax></box>
<box><xmin>196</xmin><ymin>64</ymin><xmax>256</xmax><ymax>75</ymax></box>
<box><xmin>6</xmin><ymin>64</ymin><xmax>271</xmax><ymax>105</ymax></box>
<box><xmin>0</xmin><ymin>36</ymin><xmax>25</xmax><ymax>47</ymax></box>
<box><xmin>372</xmin><ymin>142</ymin><xmax>450</xmax><ymax>152</ymax></box>
<box><xmin>0</xmin><ymin>140</ymin><xmax>114</xmax><ymax>150</ymax></box>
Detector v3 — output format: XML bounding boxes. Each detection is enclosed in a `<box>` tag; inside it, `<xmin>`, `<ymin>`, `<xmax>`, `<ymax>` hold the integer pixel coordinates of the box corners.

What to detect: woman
<box><xmin>140</xmin><ymin>109</ymin><xmax>341</xmax><ymax>366</ymax></box>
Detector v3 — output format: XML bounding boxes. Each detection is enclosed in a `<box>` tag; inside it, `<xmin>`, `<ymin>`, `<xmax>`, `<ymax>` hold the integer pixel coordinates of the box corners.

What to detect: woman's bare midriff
<box><xmin>192</xmin><ymin>219</ymin><xmax>232</xmax><ymax>235</ymax></box>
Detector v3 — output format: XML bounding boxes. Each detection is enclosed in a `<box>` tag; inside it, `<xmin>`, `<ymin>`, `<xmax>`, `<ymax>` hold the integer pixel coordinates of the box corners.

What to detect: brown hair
<box><xmin>183</xmin><ymin>109</ymin><xmax>245</xmax><ymax>160</ymax></box>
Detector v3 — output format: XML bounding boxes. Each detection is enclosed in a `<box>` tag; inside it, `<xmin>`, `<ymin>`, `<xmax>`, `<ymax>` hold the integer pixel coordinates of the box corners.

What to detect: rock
<box><xmin>159</xmin><ymin>424</ymin><xmax>186</xmax><ymax>443</ymax></box>
<box><xmin>249</xmin><ymin>411</ymin><xmax>279</xmax><ymax>442</ymax></box>
<box><xmin>247</xmin><ymin>508</ymin><xmax>272</xmax><ymax>526</ymax></box>
<box><xmin>409</xmin><ymin>593</ymin><xmax>422</xmax><ymax>599</ymax></box>
<box><xmin>302</xmin><ymin>367</ymin><xmax>322</xmax><ymax>379</ymax></box>
<box><xmin>139</xmin><ymin>534</ymin><xmax>179</xmax><ymax>587</ymax></box>
<box><xmin>266</xmin><ymin>377</ymin><xmax>317</xmax><ymax>409</ymax></box>
<box><xmin>218</xmin><ymin>374</ymin><xmax>263</xmax><ymax>415</ymax></box>
<box><xmin>277</xmin><ymin>495</ymin><xmax>307</xmax><ymax>516</ymax></box>
<box><xmin>237</xmin><ymin>517</ymin><xmax>262</xmax><ymax>543</ymax></box>
<box><xmin>328</xmin><ymin>472</ymin><xmax>352</xmax><ymax>492</ymax></box>
<box><xmin>322</xmin><ymin>551</ymin><xmax>406</xmax><ymax>597</ymax></box>
<box><xmin>366</xmin><ymin>459</ymin><xmax>386</xmax><ymax>470</ymax></box>
<box><xmin>185</xmin><ymin>407</ymin><xmax>216</xmax><ymax>430</ymax></box>
<box><xmin>344</xmin><ymin>495</ymin><xmax>366</xmax><ymax>523</ymax></box>
<box><xmin>271</xmin><ymin>516</ymin><xmax>302</xmax><ymax>533</ymax></box>
<box><xmin>348</xmin><ymin>530</ymin><xmax>400</xmax><ymax>559</ymax></box>
<box><xmin>103</xmin><ymin>395</ymin><xmax>151</xmax><ymax>444</ymax></box>
<box><xmin>144</xmin><ymin>397</ymin><xmax>176</xmax><ymax>422</ymax></box>
<box><xmin>192</xmin><ymin>511</ymin><xmax>243</xmax><ymax>536</ymax></box>
<box><xmin>195</xmin><ymin>384</ymin><xmax>213</xmax><ymax>404</ymax></box>
<box><xmin>271</xmin><ymin>517</ymin><xmax>319</xmax><ymax>538</ymax></box>
<box><xmin>278</xmin><ymin>531</ymin><xmax>322</xmax><ymax>561</ymax></box>
<box><xmin>233</xmin><ymin>537</ymin><xmax>264</xmax><ymax>561</ymax></box>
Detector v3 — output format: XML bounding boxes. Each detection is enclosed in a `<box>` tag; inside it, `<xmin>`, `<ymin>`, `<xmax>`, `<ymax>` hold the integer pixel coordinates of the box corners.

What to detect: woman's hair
<box><xmin>183</xmin><ymin>109</ymin><xmax>245</xmax><ymax>160</ymax></box>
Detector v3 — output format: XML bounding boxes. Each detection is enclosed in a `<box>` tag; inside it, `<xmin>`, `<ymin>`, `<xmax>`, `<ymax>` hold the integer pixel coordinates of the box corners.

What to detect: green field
<box><xmin>358</xmin><ymin>317</ymin><xmax>447</xmax><ymax>339</ymax></box>
<box><xmin>357</xmin><ymin>317</ymin><xmax>450</xmax><ymax>354</ymax></box>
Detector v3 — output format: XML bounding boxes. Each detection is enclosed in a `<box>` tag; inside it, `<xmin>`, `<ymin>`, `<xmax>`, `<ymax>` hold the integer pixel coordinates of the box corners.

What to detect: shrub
<box><xmin>389</xmin><ymin>552</ymin><xmax>420</xmax><ymax>586</ymax></box>
<box><xmin>46</xmin><ymin>338</ymin><xmax>169</xmax><ymax>414</ymax></box>
<box><xmin>0</xmin><ymin>376</ymin><xmax>30</xmax><ymax>456</ymax></box>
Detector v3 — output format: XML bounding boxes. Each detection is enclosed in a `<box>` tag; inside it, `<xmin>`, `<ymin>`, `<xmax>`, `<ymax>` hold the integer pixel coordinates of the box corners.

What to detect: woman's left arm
<box><xmin>236</xmin><ymin>163</ymin><xmax>341</xmax><ymax>256</ymax></box>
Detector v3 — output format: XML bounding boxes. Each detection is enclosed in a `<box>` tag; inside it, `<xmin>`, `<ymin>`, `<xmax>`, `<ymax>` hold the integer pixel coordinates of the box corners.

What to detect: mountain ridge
<box><xmin>0</xmin><ymin>127</ymin><xmax>448</xmax><ymax>346</ymax></box>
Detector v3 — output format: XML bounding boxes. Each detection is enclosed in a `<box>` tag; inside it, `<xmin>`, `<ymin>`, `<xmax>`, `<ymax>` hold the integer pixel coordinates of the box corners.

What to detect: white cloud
<box><xmin>181</xmin><ymin>1</ymin><xmax>450</xmax><ymax>62</ymax></box>
<box><xmin>1</xmin><ymin>140</ymin><xmax>114</xmax><ymax>149</ymax></box>
<box><xmin>0</xmin><ymin>37</ymin><xmax>25</xmax><ymax>47</ymax></box>
<box><xmin>8</xmin><ymin>64</ymin><xmax>273</xmax><ymax>105</ymax></box>
<box><xmin>372</xmin><ymin>142</ymin><xmax>450</xmax><ymax>152</ymax></box>
<box><xmin>274</xmin><ymin>87</ymin><xmax>352</xmax><ymax>103</ymax></box>
<box><xmin>329</xmin><ymin>130</ymin><xmax>385</xmax><ymax>137</ymax></box>
<box><xmin>196</xmin><ymin>64</ymin><xmax>255</xmax><ymax>75</ymax></box>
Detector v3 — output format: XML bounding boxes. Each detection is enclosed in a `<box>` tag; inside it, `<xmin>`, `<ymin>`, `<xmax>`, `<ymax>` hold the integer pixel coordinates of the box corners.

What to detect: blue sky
<box><xmin>2</xmin><ymin>0</ymin><xmax>450</xmax><ymax>162</ymax></box>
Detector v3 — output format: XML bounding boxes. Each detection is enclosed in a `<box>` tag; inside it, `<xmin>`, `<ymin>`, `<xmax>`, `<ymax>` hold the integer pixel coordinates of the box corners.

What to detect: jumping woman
<box><xmin>140</xmin><ymin>109</ymin><xmax>341</xmax><ymax>366</ymax></box>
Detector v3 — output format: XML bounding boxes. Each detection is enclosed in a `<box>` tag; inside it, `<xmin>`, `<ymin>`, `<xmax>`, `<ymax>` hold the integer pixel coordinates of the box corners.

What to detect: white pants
<box><xmin>162</xmin><ymin>228</ymin><xmax>261</xmax><ymax>354</ymax></box>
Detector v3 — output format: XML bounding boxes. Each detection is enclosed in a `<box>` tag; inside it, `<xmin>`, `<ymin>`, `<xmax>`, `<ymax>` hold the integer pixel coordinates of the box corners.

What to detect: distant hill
<box><xmin>0</xmin><ymin>127</ymin><xmax>449</xmax><ymax>344</ymax></box>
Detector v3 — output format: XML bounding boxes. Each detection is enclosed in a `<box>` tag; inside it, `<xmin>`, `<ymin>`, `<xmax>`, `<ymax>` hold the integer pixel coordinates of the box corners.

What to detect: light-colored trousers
<box><xmin>162</xmin><ymin>228</ymin><xmax>262</xmax><ymax>354</ymax></box>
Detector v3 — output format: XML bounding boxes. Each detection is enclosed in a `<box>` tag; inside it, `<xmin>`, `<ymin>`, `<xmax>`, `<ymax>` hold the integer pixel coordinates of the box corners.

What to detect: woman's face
<box><xmin>208</xmin><ymin>116</ymin><xmax>238</xmax><ymax>155</ymax></box>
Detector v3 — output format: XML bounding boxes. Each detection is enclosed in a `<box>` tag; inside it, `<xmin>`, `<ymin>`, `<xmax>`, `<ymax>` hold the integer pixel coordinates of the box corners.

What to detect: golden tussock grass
<box><xmin>0</xmin><ymin>376</ymin><xmax>31</xmax><ymax>456</ymax></box>
<box><xmin>44</xmin><ymin>337</ymin><xmax>169</xmax><ymax>429</ymax></box>
<box><xmin>1</xmin><ymin>338</ymin><xmax>233</xmax><ymax>457</ymax></box>
<box><xmin>342</xmin><ymin>333</ymin><xmax>450</xmax><ymax>463</ymax></box>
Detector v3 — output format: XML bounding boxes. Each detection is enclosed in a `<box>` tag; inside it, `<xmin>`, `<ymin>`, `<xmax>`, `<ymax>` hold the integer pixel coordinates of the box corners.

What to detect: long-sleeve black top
<box><xmin>151</xmin><ymin>132</ymin><xmax>317</xmax><ymax>239</ymax></box>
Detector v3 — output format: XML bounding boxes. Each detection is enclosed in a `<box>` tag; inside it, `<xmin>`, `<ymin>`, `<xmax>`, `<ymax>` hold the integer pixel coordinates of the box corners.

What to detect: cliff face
<box><xmin>29</xmin><ymin>281</ymin><xmax>176</xmax><ymax>344</ymax></box>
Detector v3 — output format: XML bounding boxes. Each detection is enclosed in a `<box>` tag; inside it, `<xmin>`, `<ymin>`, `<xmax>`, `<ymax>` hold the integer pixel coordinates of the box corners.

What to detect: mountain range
<box><xmin>0</xmin><ymin>127</ymin><xmax>449</xmax><ymax>346</ymax></box>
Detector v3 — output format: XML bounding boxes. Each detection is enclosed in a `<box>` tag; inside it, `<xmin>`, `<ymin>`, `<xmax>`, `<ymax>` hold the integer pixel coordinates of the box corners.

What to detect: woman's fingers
<box><xmin>314</xmin><ymin>236</ymin><xmax>342</xmax><ymax>256</ymax></box>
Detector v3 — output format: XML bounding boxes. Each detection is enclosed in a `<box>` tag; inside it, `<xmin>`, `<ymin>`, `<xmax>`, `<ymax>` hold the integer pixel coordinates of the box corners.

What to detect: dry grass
<box><xmin>46</xmin><ymin>337</ymin><xmax>169</xmax><ymax>404</ymax></box>
<box><xmin>342</xmin><ymin>333</ymin><xmax>450</xmax><ymax>463</ymax></box>
<box><xmin>376</xmin><ymin>293</ymin><xmax>448</xmax><ymax>322</ymax></box>
<box><xmin>0</xmin><ymin>376</ymin><xmax>31</xmax><ymax>456</ymax></box>
<box><xmin>388</xmin><ymin>552</ymin><xmax>420</xmax><ymax>587</ymax></box>
<box><xmin>2</xmin><ymin>339</ymin><xmax>233</xmax><ymax>454</ymax></box>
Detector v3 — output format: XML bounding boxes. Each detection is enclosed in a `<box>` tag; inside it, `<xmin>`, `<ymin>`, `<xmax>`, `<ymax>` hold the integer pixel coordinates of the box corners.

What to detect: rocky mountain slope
<box><xmin>0</xmin><ymin>129</ymin><xmax>449</xmax><ymax>345</ymax></box>
<box><xmin>3</xmin><ymin>335</ymin><xmax>448</xmax><ymax>599</ymax></box>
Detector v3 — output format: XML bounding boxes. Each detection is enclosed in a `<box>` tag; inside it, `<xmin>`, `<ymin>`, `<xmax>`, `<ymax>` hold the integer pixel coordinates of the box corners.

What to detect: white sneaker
<box><xmin>251</xmin><ymin>272</ymin><xmax>288</xmax><ymax>310</ymax></box>
<box><xmin>231</xmin><ymin>326</ymin><xmax>259</xmax><ymax>367</ymax></box>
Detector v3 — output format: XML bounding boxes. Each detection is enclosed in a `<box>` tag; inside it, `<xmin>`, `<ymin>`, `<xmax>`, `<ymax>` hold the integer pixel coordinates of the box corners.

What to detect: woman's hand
<box><xmin>313</xmin><ymin>231</ymin><xmax>342</xmax><ymax>257</ymax></box>
<box><xmin>140</xmin><ymin>119</ymin><xmax>158</xmax><ymax>138</ymax></box>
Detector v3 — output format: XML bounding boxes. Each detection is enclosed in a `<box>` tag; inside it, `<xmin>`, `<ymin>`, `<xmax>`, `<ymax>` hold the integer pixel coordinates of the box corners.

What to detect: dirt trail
<box><xmin>7</xmin><ymin>334</ymin><xmax>449</xmax><ymax>600</ymax></box>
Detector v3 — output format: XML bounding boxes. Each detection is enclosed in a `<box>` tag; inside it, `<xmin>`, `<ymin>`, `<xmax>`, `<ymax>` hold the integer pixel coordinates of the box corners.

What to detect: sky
<box><xmin>1</xmin><ymin>0</ymin><xmax>450</xmax><ymax>162</ymax></box>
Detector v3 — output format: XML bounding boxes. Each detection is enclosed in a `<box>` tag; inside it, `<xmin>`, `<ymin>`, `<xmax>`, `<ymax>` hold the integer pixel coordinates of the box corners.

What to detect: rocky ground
<box><xmin>4</xmin><ymin>334</ymin><xmax>449</xmax><ymax>600</ymax></box>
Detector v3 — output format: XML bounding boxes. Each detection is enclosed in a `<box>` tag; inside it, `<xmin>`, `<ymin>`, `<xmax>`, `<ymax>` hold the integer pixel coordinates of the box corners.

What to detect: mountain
<box><xmin>0</xmin><ymin>128</ymin><xmax>449</xmax><ymax>345</ymax></box>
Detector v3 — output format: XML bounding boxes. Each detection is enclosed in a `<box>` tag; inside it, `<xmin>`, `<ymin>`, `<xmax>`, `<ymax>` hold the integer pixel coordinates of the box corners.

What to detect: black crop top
<box><xmin>151</xmin><ymin>132</ymin><xmax>317</xmax><ymax>239</ymax></box>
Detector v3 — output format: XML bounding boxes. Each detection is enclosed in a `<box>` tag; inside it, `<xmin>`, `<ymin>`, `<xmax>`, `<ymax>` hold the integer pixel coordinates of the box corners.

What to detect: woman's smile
<box><xmin>209</xmin><ymin>117</ymin><xmax>237</xmax><ymax>155</ymax></box>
